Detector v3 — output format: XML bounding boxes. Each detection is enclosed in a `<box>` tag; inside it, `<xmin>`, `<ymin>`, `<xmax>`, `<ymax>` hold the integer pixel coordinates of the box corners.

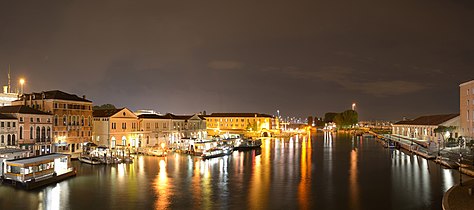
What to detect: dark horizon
<box><xmin>1</xmin><ymin>0</ymin><xmax>473</xmax><ymax>120</ymax></box>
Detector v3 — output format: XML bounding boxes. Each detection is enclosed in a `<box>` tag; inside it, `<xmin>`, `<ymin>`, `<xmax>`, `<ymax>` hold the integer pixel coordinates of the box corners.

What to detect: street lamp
<box><xmin>352</xmin><ymin>102</ymin><xmax>356</xmax><ymax>111</ymax></box>
<box><xmin>19</xmin><ymin>78</ymin><xmax>25</xmax><ymax>95</ymax></box>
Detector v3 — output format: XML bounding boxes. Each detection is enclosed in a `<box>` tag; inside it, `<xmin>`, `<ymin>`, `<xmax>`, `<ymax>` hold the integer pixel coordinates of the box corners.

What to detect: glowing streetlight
<box><xmin>352</xmin><ymin>102</ymin><xmax>356</xmax><ymax>111</ymax></box>
<box><xmin>19</xmin><ymin>78</ymin><xmax>25</xmax><ymax>95</ymax></box>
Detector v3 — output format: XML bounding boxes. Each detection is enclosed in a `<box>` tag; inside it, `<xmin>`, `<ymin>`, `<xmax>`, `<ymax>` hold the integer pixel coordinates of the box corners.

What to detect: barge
<box><xmin>1</xmin><ymin>153</ymin><xmax>76</xmax><ymax>190</ymax></box>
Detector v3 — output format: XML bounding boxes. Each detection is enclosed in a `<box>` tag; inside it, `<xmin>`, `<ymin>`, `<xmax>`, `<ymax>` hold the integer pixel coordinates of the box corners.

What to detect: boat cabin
<box><xmin>3</xmin><ymin>153</ymin><xmax>73</xmax><ymax>183</ymax></box>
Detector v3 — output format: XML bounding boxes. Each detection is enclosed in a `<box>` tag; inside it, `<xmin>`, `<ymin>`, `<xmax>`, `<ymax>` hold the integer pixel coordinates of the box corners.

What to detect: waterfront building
<box><xmin>137</xmin><ymin>113</ymin><xmax>207</xmax><ymax>148</ymax></box>
<box><xmin>12</xmin><ymin>90</ymin><xmax>93</xmax><ymax>158</ymax></box>
<box><xmin>92</xmin><ymin>108</ymin><xmax>140</xmax><ymax>149</ymax></box>
<box><xmin>137</xmin><ymin>113</ymin><xmax>169</xmax><ymax>147</ymax></box>
<box><xmin>205</xmin><ymin>113</ymin><xmax>279</xmax><ymax>137</ymax></box>
<box><xmin>0</xmin><ymin>113</ymin><xmax>18</xmax><ymax>147</ymax></box>
<box><xmin>460</xmin><ymin>80</ymin><xmax>474</xmax><ymax>139</ymax></box>
<box><xmin>358</xmin><ymin>121</ymin><xmax>393</xmax><ymax>130</ymax></box>
<box><xmin>0</xmin><ymin>105</ymin><xmax>53</xmax><ymax>155</ymax></box>
<box><xmin>0</xmin><ymin>148</ymin><xmax>30</xmax><ymax>159</ymax></box>
<box><xmin>185</xmin><ymin>114</ymin><xmax>207</xmax><ymax>139</ymax></box>
<box><xmin>392</xmin><ymin>114</ymin><xmax>460</xmax><ymax>146</ymax></box>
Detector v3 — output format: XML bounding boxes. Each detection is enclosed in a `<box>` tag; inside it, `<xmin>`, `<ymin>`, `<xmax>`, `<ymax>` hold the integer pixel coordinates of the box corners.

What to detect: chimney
<box><xmin>83</xmin><ymin>95</ymin><xmax>86</xmax><ymax>99</ymax></box>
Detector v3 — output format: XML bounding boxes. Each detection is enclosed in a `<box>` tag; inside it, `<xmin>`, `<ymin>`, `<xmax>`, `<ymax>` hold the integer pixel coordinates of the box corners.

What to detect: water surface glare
<box><xmin>0</xmin><ymin>132</ymin><xmax>468</xmax><ymax>209</ymax></box>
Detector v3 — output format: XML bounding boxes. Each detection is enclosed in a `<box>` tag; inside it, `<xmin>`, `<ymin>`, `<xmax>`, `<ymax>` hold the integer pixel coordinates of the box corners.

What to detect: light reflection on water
<box><xmin>154</xmin><ymin>159</ymin><xmax>170</xmax><ymax>210</ymax></box>
<box><xmin>0</xmin><ymin>132</ymin><xmax>471</xmax><ymax>210</ymax></box>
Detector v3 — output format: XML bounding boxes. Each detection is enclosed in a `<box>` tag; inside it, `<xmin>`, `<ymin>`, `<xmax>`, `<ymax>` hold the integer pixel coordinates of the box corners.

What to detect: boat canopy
<box><xmin>6</xmin><ymin>153</ymin><xmax>70</xmax><ymax>167</ymax></box>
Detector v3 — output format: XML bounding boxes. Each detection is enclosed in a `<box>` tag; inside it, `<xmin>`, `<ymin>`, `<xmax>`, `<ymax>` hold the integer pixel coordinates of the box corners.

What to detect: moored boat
<box><xmin>234</xmin><ymin>138</ymin><xmax>262</xmax><ymax>150</ymax></box>
<box><xmin>148</xmin><ymin>149</ymin><xmax>167</xmax><ymax>157</ymax></box>
<box><xmin>78</xmin><ymin>156</ymin><xmax>102</xmax><ymax>165</ymax></box>
<box><xmin>1</xmin><ymin>153</ymin><xmax>76</xmax><ymax>190</ymax></box>
<box><xmin>201</xmin><ymin>148</ymin><xmax>226</xmax><ymax>159</ymax></box>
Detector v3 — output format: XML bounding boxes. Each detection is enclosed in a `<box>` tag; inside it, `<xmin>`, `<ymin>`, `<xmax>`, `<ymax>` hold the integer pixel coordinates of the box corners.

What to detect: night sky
<box><xmin>1</xmin><ymin>0</ymin><xmax>473</xmax><ymax>120</ymax></box>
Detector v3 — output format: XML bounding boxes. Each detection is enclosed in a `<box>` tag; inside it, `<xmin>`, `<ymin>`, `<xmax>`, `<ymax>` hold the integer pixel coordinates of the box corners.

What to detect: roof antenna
<box><xmin>8</xmin><ymin>64</ymin><xmax>11</xmax><ymax>93</ymax></box>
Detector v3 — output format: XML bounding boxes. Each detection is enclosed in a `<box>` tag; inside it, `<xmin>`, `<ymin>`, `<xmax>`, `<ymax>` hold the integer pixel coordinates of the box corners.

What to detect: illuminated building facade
<box><xmin>0</xmin><ymin>105</ymin><xmax>52</xmax><ymax>155</ymax></box>
<box><xmin>13</xmin><ymin>90</ymin><xmax>93</xmax><ymax>158</ymax></box>
<box><xmin>392</xmin><ymin>114</ymin><xmax>460</xmax><ymax>146</ymax></box>
<box><xmin>92</xmin><ymin>108</ymin><xmax>140</xmax><ymax>149</ymax></box>
<box><xmin>205</xmin><ymin>113</ymin><xmax>279</xmax><ymax>137</ymax></box>
<box><xmin>460</xmin><ymin>80</ymin><xmax>474</xmax><ymax>139</ymax></box>
<box><xmin>0</xmin><ymin>113</ymin><xmax>18</xmax><ymax>148</ymax></box>
<box><xmin>138</xmin><ymin>113</ymin><xmax>207</xmax><ymax>147</ymax></box>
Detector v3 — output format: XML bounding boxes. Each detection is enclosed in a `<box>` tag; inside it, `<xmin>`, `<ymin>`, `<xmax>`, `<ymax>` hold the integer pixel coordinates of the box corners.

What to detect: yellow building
<box><xmin>205</xmin><ymin>113</ymin><xmax>279</xmax><ymax>137</ymax></box>
<box><xmin>92</xmin><ymin>108</ymin><xmax>140</xmax><ymax>149</ymax></box>
<box><xmin>460</xmin><ymin>80</ymin><xmax>474</xmax><ymax>139</ymax></box>
<box><xmin>13</xmin><ymin>90</ymin><xmax>93</xmax><ymax>158</ymax></box>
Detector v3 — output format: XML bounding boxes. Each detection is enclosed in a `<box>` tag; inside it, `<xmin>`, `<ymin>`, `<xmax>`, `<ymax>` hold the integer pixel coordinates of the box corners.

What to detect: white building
<box><xmin>392</xmin><ymin>114</ymin><xmax>460</xmax><ymax>146</ymax></box>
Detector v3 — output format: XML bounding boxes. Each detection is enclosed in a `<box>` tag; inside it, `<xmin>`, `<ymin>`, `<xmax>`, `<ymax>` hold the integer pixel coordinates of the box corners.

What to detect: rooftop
<box><xmin>208</xmin><ymin>113</ymin><xmax>274</xmax><ymax>118</ymax></box>
<box><xmin>138</xmin><ymin>114</ymin><xmax>167</xmax><ymax>119</ymax></box>
<box><xmin>394</xmin><ymin>114</ymin><xmax>459</xmax><ymax>126</ymax></box>
<box><xmin>0</xmin><ymin>105</ymin><xmax>51</xmax><ymax>115</ymax></box>
<box><xmin>0</xmin><ymin>148</ymin><xmax>30</xmax><ymax>155</ymax></box>
<box><xmin>0</xmin><ymin>113</ymin><xmax>17</xmax><ymax>120</ymax></box>
<box><xmin>20</xmin><ymin>90</ymin><xmax>91</xmax><ymax>103</ymax></box>
<box><xmin>460</xmin><ymin>80</ymin><xmax>474</xmax><ymax>87</ymax></box>
<box><xmin>93</xmin><ymin>108</ymin><xmax>123</xmax><ymax>117</ymax></box>
<box><xmin>5</xmin><ymin>153</ymin><xmax>69</xmax><ymax>165</ymax></box>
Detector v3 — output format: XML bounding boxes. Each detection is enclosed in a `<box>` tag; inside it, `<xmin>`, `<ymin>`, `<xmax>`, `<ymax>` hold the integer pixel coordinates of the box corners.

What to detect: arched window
<box><xmin>20</xmin><ymin>126</ymin><xmax>23</xmax><ymax>139</ymax></box>
<box><xmin>30</xmin><ymin>126</ymin><xmax>34</xmax><ymax>139</ymax></box>
<box><xmin>11</xmin><ymin>134</ymin><xmax>15</xmax><ymax>145</ymax></box>
<box><xmin>41</xmin><ymin>127</ymin><xmax>46</xmax><ymax>141</ymax></box>
<box><xmin>81</xmin><ymin>116</ymin><xmax>84</xmax><ymax>126</ymax></box>
<box><xmin>36</xmin><ymin>126</ymin><xmax>41</xmax><ymax>141</ymax></box>
<box><xmin>63</xmin><ymin>115</ymin><xmax>67</xmax><ymax>126</ymax></box>
<box><xmin>1</xmin><ymin>135</ymin><xmax>4</xmax><ymax>144</ymax></box>
<box><xmin>88</xmin><ymin>116</ymin><xmax>92</xmax><ymax>126</ymax></box>
<box><xmin>7</xmin><ymin>134</ymin><xmax>11</xmax><ymax>145</ymax></box>
<box><xmin>54</xmin><ymin>115</ymin><xmax>58</xmax><ymax>126</ymax></box>
<box><xmin>47</xmin><ymin>127</ymin><xmax>51</xmax><ymax>139</ymax></box>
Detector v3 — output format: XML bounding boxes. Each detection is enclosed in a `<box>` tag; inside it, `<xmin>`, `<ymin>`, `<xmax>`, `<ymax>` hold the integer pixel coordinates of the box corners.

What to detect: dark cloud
<box><xmin>0</xmin><ymin>0</ymin><xmax>473</xmax><ymax>120</ymax></box>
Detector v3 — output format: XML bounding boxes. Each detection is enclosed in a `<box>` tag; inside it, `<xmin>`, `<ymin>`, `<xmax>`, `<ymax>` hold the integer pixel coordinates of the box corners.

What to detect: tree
<box><xmin>434</xmin><ymin>126</ymin><xmax>457</xmax><ymax>149</ymax></box>
<box><xmin>307</xmin><ymin>116</ymin><xmax>313</xmax><ymax>126</ymax></box>
<box><xmin>314</xmin><ymin>117</ymin><xmax>325</xmax><ymax>127</ymax></box>
<box><xmin>341</xmin><ymin>110</ymin><xmax>358</xmax><ymax>126</ymax></box>
<box><xmin>324</xmin><ymin>112</ymin><xmax>338</xmax><ymax>123</ymax></box>
<box><xmin>333</xmin><ymin>110</ymin><xmax>358</xmax><ymax>129</ymax></box>
<box><xmin>93</xmin><ymin>104</ymin><xmax>117</xmax><ymax>110</ymax></box>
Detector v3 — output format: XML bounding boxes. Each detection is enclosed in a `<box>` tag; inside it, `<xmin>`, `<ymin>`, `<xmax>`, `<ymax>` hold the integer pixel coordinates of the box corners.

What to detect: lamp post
<box><xmin>19</xmin><ymin>78</ymin><xmax>25</xmax><ymax>95</ymax></box>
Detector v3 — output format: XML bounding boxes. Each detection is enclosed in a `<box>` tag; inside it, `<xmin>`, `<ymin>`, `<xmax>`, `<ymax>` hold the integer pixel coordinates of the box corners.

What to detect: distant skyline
<box><xmin>1</xmin><ymin>0</ymin><xmax>473</xmax><ymax>120</ymax></box>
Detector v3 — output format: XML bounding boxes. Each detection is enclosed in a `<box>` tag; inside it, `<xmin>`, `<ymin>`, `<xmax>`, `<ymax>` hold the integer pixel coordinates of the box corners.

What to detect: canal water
<box><xmin>0</xmin><ymin>132</ymin><xmax>469</xmax><ymax>210</ymax></box>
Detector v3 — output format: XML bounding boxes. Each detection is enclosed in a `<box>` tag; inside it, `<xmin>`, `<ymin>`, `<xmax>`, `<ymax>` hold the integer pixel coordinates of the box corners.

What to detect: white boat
<box><xmin>2</xmin><ymin>153</ymin><xmax>76</xmax><ymax>190</ymax></box>
<box><xmin>148</xmin><ymin>149</ymin><xmax>167</xmax><ymax>157</ymax></box>
<box><xmin>234</xmin><ymin>138</ymin><xmax>262</xmax><ymax>150</ymax></box>
<box><xmin>219</xmin><ymin>145</ymin><xmax>234</xmax><ymax>155</ymax></box>
<box><xmin>78</xmin><ymin>156</ymin><xmax>102</xmax><ymax>165</ymax></box>
<box><xmin>201</xmin><ymin>148</ymin><xmax>226</xmax><ymax>159</ymax></box>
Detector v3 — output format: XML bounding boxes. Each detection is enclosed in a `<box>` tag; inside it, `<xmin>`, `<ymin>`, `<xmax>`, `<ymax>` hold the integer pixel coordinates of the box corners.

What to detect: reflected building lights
<box><xmin>298</xmin><ymin>134</ymin><xmax>312</xmax><ymax>210</ymax></box>
<box><xmin>154</xmin><ymin>159</ymin><xmax>171</xmax><ymax>210</ymax></box>
<box><xmin>349</xmin><ymin>149</ymin><xmax>359</xmax><ymax>210</ymax></box>
<box><xmin>443</xmin><ymin>169</ymin><xmax>454</xmax><ymax>192</ymax></box>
